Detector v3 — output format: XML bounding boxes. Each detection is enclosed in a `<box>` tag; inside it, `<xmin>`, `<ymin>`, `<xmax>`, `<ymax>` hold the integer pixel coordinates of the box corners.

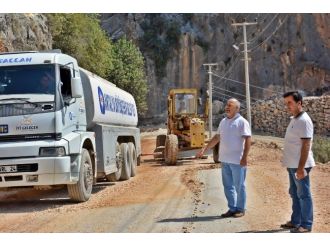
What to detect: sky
<box><xmin>3</xmin><ymin>0</ymin><xmax>330</xmax><ymax>13</ymax></box>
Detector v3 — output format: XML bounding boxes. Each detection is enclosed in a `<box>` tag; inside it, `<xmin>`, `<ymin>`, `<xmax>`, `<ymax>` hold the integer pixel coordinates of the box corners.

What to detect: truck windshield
<box><xmin>0</xmin><ymin>64</ymin><xmax>56</xmax><ymax>96</ymax></box>
<box><xmin>175</xmin><ymin>93</ymin><xmax>196</xmax><ymax>114</ymax></box>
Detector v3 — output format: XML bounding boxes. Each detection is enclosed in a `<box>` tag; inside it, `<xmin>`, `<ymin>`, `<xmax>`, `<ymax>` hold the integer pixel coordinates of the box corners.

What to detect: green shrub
<box><xmin>108</xmin><ymin>38</ymin><xmax>148</xmax><ymax>115</ymax></box>
<box><xmin>46</xmin><ymin>14</ymin><xmax>148</xmax><ymax>115</ymax></box>
<box><xmin>312</xmin><ymin>136</ymin><xmax>330</xmax><ymax>163</ymax></box>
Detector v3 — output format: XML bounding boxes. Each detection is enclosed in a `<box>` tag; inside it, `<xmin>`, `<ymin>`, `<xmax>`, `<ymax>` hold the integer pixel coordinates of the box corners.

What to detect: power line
<box><xmin>212</xmin><ymin>85</ymin><xmax>261</xmax><ymax>101</ymax></box>
<box><xmin>249</xmin><ymin>14</ymin><xmax>280</xmax><ymax>44</ymax></box>
<box><xmin>217</xmin><ymin>54</ymin><xmax>241</xmax><ymax>83</ymax></box>
<box><xmin>212</xmin><ymin>91</ymin><xmax>247</xmax><ymax>109</ymax></box>
<box><xmin>213</xmin><ymin>88</ymin><xmax>247</xmax><ymax>101</ymax></box>
<box><xmin>246</xmin><ymin>13</ymin><xmax>270</xmax><ymax>40</ymax></box>
<box><xmin>212</xmin><ymin>72</ymin><xmax>282</xmax><ymax>95</ymax></box>
<box><xmin>250</xmin><ymin>15</ymin><xmax>289</xmax><ymax>52</ymax></box>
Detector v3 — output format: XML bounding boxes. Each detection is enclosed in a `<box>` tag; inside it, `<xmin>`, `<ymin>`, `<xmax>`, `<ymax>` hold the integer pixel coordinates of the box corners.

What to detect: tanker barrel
<box><xmin>79</xmin><ymin>68</ymin><xmax>138</xmax><ymax>130</ymax></box>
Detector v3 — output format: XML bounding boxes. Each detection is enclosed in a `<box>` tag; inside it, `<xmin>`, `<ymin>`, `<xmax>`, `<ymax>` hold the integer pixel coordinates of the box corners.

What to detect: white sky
<box><xmin>3</xmin><ymin>0</ymin><xmax>330</xmax><ymax>13</ymax></box>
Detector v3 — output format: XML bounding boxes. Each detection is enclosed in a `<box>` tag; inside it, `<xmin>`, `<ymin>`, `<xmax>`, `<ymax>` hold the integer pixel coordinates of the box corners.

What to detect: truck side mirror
<box><xmin>198</xmin><ymin>97</ymin><xmax>202</xmax><ymax>106</ymax></box>
<box><xmin>71</xmin><ymin>77</ymin><xmax>83</xmax><ymax>98</ymax></box>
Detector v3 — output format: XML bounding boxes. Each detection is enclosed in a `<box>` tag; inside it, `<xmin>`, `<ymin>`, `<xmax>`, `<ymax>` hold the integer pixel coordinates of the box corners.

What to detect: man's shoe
<box><xmin>280</xmin><ymin>221</ymin><xmax>299</xmax><ymax>229</ymax></box>
<box><xmin>290</xmin><ymin>226</ymin><xmax>312</xmax><ymax>233</ymax></box>
<box><xmin>233</xmin><ymin>211</ymin><xmax>245</xmax><ymax>218</ymax></box>
<box><xmin>221</xmin><ymin>210</ymin><xmax>236</xmax><ymax>218</ymax></box>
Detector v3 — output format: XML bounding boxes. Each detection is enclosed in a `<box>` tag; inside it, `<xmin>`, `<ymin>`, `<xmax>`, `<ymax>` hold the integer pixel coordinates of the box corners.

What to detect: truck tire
<box><xmin>128</xmin><ymin>142</ymin><xmax>137</xmax><ymax>177</ymax></box>
<box><xmin>164</xmin><ymin>134</ymin><xmax>178</xmax><ymax>165</ymax></box>
<box><xmin>156</xmin><ymin>134</ymin><xmax>166</xmax><ymax>148</ymax></box>
<box><xmin>106</xmin><ymin>142</ymin><xmax>122</xmax><ymax>182</ymax></box>
<box><xmin>68</xmin><ymin>148</ymin><xmax>93</xmax><ymax>202</ymax></box>
<box><xmin>213</xmin><ymin>143</ymin><xmax>220</xmax><ymax>163</ymax></box>
<box><xmin>120</xmin><ymin>143</ymin><xmax>131</xmax><ymax>181</ymax></box>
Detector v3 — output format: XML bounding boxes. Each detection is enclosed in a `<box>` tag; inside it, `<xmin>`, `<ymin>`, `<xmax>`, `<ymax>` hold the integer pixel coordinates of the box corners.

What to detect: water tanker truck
<box><xmin>0</xmin><ymin>50</ymin><xmax>141</xmax><ymax>202</ymax></box>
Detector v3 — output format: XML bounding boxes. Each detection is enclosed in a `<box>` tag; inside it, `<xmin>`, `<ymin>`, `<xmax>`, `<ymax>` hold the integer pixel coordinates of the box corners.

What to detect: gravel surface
<box><xmin>0</xmin><ymin>130</ymin><xmax>329</xmax><ymax>232</ymax></box>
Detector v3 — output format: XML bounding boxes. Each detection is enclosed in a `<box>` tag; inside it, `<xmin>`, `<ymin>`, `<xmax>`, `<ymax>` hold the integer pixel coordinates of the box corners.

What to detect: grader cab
<box><xmin>154</xmin><ymin>88</ymin><xmax>209</xmax><ymax>165</ymax></box>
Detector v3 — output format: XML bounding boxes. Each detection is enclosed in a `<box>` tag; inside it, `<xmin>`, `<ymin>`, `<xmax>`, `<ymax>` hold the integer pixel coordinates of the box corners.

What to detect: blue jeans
<box><xmin>221</xmin><ymin>162</ymin><xmax>247</xmax><ymax>212</ymax></box>
<box><xmin>287</xmin><ymin>168</ymin><xmax>313</xmax><ymax>230</ymax></box>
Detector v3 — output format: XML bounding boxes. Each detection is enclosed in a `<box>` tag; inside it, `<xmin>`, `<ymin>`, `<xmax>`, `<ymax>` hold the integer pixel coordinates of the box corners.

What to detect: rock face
<box><xmin>100</xmin><ymin>13</ymin><xmax>330</xmax><ymax>123</ymax></box>
<box><xmin>0</xmin><ymin>14</ymin><xmax>52</xmax><ymax>52</ymax></box>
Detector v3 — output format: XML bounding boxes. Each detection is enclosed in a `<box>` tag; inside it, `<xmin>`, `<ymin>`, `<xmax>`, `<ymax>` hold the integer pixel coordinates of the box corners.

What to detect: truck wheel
<box><xmin>164</xmin><ymin>134</ymin><xmax>178</xmax><ymax>165</ymax></box>
<box><xmin>106</xmin><ymin>142</ymin><xmax>122</xmax><ymax>182</ymax></box>
<box><xmin>156</xmin><ymin>134</ymin><xmax>166</xmax><ymax>148</ymax></box>
<box><xmin>68</xmin><ymin>148</ymin><xmax>93</xmax><ymax>202</ymax></box>
<box><xmin>213</xmin><ymin>143</ymin><xmax>220</xmax><ymax>163</ymax></box>
<box><xmin>120</xmin><ymin>143</ymin><xmax>131</xmax><ymax>181</ymax></box>
<box><xmin>128</xmin><ymin>142</ymin><xmax>137</xmax><ymax>177</ymax></box>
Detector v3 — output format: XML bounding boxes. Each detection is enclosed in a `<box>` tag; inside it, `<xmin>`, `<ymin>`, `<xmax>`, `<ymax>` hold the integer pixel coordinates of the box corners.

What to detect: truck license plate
<box><xmin>0</xmin><ymin>165</ymin><xmax>17</xmax><ymax>173</ymax></box>
<box><xmin>0</xmin><ymin>125</ymin><xmax>8</xmax><ymax>134</ymax></box>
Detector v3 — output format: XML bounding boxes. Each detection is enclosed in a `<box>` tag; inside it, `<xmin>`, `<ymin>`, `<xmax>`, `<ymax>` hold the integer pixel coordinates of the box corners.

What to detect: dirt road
<box><xmin>0</xmin><ymin>130</ymin><xmax>329</xmax><ymax>233</ymax></box>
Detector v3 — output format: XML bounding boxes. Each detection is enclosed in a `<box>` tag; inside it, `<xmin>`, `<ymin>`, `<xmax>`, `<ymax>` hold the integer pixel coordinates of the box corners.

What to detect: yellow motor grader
<box><xmin>154</xmin><ymin>88</ymin><xmax>218</xmax><ymax>165</ymax></box>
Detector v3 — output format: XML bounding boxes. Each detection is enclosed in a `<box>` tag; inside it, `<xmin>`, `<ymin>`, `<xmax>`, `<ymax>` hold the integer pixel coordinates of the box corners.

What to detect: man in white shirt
<box><xmin>281</xmin><ymin>91</ymin><xmax>315</xmax><ymax>233</ymax></box>
<box><xmin>196</xmin><ymin>98</ymin><xmax>251</xmax><ymax>218</ymax></box>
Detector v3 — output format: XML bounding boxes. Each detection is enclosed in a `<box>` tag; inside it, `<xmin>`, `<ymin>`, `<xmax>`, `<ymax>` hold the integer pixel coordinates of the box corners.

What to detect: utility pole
<box><xmin>203</xmin><ymin>63</ymin><xmax>218</xmax><ymax>139</ymax></box>
<box><xmin>232</xmin><ymin>21</ymin><xmax>257</xmax><ymax>129</ymax></box>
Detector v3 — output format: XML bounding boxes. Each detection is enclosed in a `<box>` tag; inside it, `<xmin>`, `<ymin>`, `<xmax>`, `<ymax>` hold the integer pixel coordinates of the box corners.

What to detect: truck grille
<box><xmin>0</xmin><ymin>133</ymin><xmax>61</xmax><ymax>142</ymax></box>
<box><xmin>17</xmin><ymin>163</ymin><xmax>38</xmax><ymax>173</ymax></box>
<box><xmin>0</xmin><ymin>103</ymin><xmax>54</xmax><ymax>117</ymax></box>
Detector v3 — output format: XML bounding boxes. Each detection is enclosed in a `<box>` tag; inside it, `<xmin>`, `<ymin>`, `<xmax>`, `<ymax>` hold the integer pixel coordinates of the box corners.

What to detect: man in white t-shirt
<box><xmin>281</xmin><ymin>91</ymin><xmax>315</xmax><ymax>233</ymax></box>
<box><xmin>196</xmin><ymin>98</ymin><xmax>251</xmax><ymax>218</ymax></box>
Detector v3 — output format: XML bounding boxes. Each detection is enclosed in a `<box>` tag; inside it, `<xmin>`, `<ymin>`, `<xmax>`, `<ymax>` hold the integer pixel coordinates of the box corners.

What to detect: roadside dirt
<box><xmin>0</xmin><ymin>129</ymin><xmax>329</xmax><ymax>232</ymax></box>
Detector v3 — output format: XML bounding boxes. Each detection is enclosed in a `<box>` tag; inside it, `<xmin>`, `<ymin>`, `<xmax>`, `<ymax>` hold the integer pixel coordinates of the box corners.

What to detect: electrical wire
<box><xmin>249</xmin><ymin>14</ymin><xmax>280</xmax><ymax>44</ymax></box>
<box><xmin>212</xmin><ymin>91</ymin><xmax>247</xmax><ymax>109</ymax></box>
<box><xmin>250</xmin><ymin>14</ymin><xmax>289</xmax><ymax>52</ymax></box>
<box><xmin>212</xmin><ymin>72</ymin><xmax>282</xmax><ymax>95</ymax></box>
<box><xmin>212</xmin><ymin>85</ymin><xmax>261</xmax><ymax>101</ymax></box>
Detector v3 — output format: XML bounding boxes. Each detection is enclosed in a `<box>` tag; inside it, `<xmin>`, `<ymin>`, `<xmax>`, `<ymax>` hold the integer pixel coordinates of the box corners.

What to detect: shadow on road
<box><xmin>238</xmin><ymin>228</ymin><xmax>290</xmax><ymax>233</ymax></box>
<box><xmin>158</xmin><ymin>215</ymin><xmax>227</xmax><ymax>223</ymax></box>
<box><xmin>0</xmin><ymin>181</ymin><xmax>115</xmax><ymax>214</ymax></box>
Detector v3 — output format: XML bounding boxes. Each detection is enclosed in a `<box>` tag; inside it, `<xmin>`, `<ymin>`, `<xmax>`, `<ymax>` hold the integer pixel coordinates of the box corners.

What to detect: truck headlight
<box><xmin>39</xmin><ymin>147</ymin><xmax>66</xmax><ymax>157</ymax></box>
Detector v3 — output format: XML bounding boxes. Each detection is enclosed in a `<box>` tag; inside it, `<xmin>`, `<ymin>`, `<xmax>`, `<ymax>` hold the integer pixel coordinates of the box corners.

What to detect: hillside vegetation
<box><xmin>46</xmin><ymin>13</ymin><xmax>148</xmax><ymax>115</ymax></box>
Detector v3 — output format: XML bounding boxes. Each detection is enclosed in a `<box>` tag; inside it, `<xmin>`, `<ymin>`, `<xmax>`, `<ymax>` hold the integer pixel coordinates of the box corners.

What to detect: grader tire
<box><xmin>68</xmin><ymin>148</ymin><xmax>93</xmax><ymax>202</ymax></box>
<box><xmin>106</xmin><ymin>142</ymin><xmax>122</xmax><ymax>182</ymax></box>
<box><xmin>156</xmin><ymin>134</ymin><xmax>166</xmax><ymax>148</ymax></box>
<box><xmin>120</xmin><ymin>143</ymin><xmax>131</xmax><ymax>181</ymax></box>
<box><xmin>164</xmin><ymin>134</ymin><xmax>178</xmax><ymax>165</ymax></box>
<box><xmin>213</xmin><ymin>143</ymin><xmax>220</xmax><ymax>163</ymax></box>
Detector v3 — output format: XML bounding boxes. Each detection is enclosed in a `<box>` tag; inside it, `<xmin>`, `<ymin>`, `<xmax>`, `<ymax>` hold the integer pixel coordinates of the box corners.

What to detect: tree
<box><xmin>47</xmin><ymin>14</ymin><xmax>148</xmax><ymax>115</ymax></box>
<box><xmin>46</xmin><ymin>14</ymin><xmax>113</xmax><ymax>78</ymax></box>
<box><xmin>108</xmin><ymin>38</ymin><xmax>148</xmax><ymax>115</ymax></box>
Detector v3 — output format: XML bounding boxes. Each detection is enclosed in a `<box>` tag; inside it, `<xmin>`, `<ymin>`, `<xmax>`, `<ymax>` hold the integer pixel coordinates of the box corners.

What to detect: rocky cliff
<box><xmin>100</xmin><ymin>13</ymin><xmax>330</xmax><ymax>123</ymax></box>
<box><xmin>1</xmin><ymin>13</ymin><xmax>329</xmax><ymax>127</ymax></box>
<box><xmin>0</xmin><ymin>13</ymin><xmax>52</xmax><ymax>52</ymax></box>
